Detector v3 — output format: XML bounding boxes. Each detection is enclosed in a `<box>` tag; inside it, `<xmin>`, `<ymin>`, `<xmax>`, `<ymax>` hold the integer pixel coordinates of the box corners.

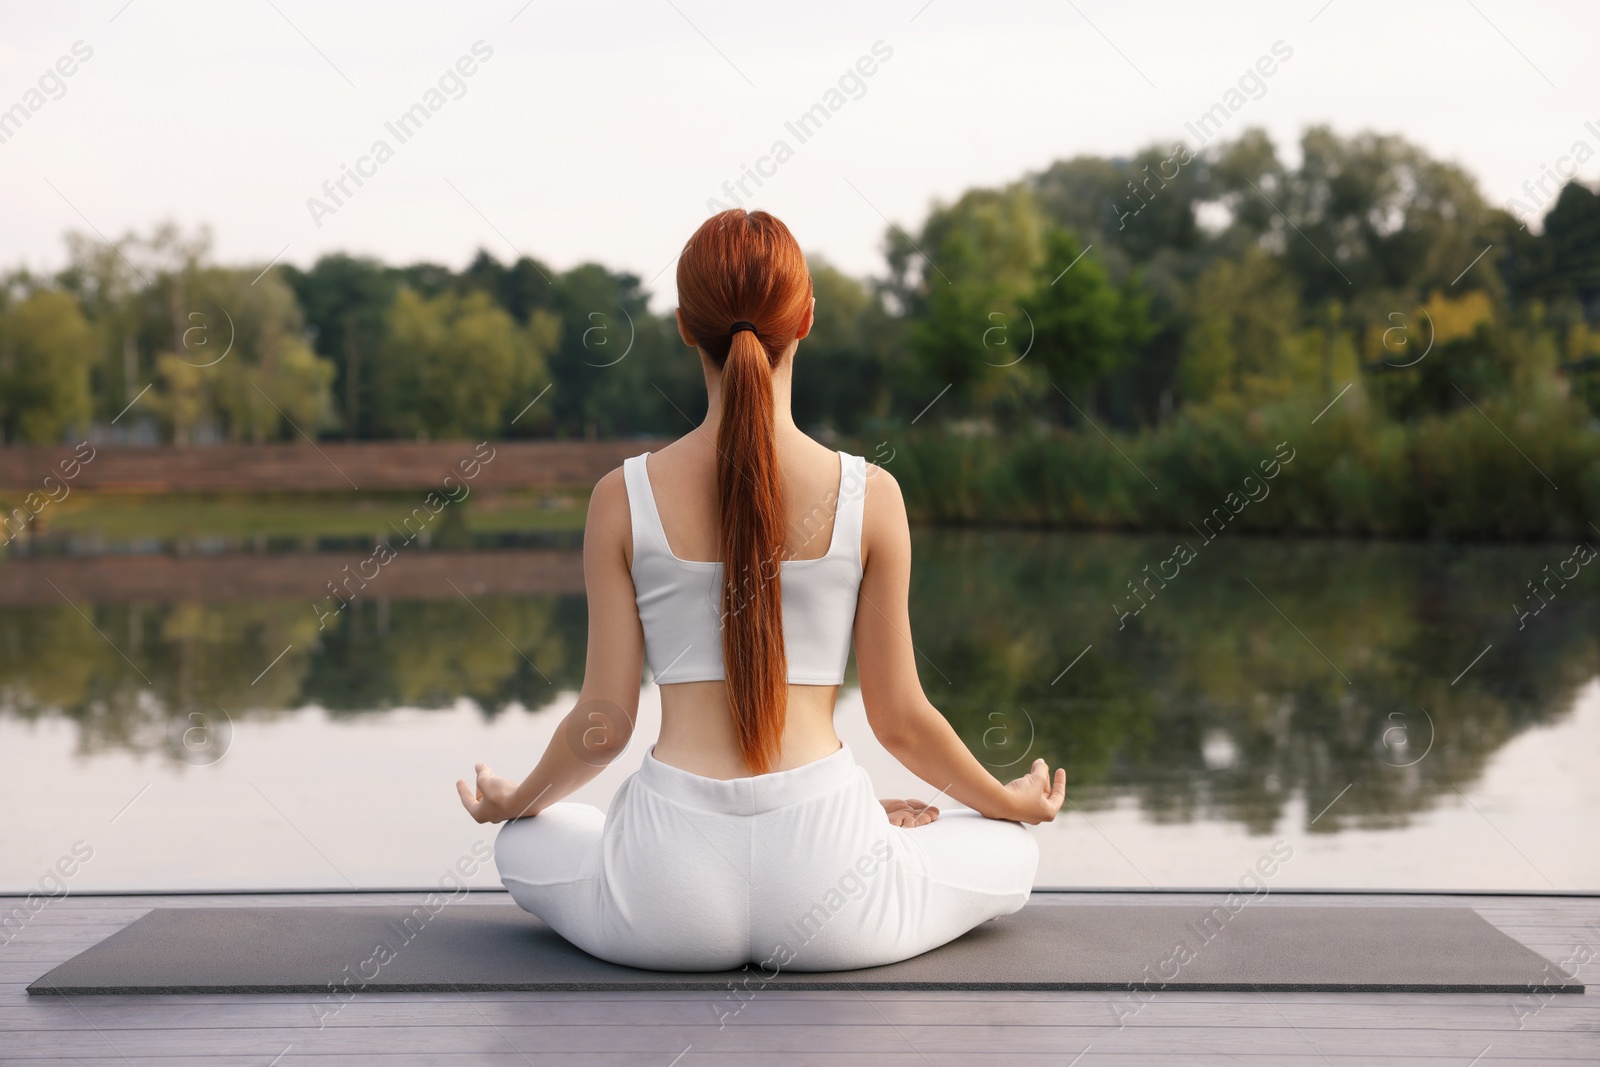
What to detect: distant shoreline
<box><xmin>0</xmin><ymin>439</ymin><xmax>669</xmax><ymax>494</ymax></box>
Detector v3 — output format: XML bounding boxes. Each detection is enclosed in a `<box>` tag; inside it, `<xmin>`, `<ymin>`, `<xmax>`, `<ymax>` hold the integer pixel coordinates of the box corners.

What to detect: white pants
<box><xmin>494</xmin><ymin>742</ymin><xmax>1038</xmax><ymax>972</ymax></box>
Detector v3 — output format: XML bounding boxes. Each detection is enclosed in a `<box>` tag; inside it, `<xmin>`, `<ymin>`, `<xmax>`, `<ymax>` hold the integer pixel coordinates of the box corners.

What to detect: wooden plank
<box><xmin>0</xmin><ymin>1057</ymin><xmax>1416</xmax><ymax>1067</ymax></box>
<box><xmin>3</xmin><ymin>1057</ymin><xmax>1599</xmax><ymax>1067</ymax></box>
<box><xmin>3</xmin><ymin>996</ymin><xmax>1598</xmax><ymax>1031</ymax></box>
<box><xmin>1</xmin><ymin>991</ymin><xmax>1585</xmax><ymax>1015</ymax></box>
<box><xmin>5</xmin><ymin>1021</ymin><xmax>1599</xmax><ymax>1057</ymax></box>
<box><xmin>17</xmin><ymin>891</ymin><xmax>1586</xmax><ymax>905</ymax></box>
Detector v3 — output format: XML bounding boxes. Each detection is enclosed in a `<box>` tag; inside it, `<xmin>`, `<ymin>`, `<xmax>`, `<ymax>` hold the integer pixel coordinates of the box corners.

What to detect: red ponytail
<box><xmin>676</xmin><ymin>210</ymin><xmax>812</xmax><ymax>775</ymax></box>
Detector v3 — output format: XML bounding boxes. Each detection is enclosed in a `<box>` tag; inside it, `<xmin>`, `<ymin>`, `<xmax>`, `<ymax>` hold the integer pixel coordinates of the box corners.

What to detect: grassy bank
<box><xmin>877</xmin><ymin>395</ymin><xmax>1600</xmax><ymax>541</ymax></box>
<box><xmin>2</xmin><ymin>488</ymin><xmax>590</xmax><ymax>544</ymax></box>
<box><xmin>6</xmin><ymin>394</ymin><xmax>1596</xmax><ymax>545</ymax></box>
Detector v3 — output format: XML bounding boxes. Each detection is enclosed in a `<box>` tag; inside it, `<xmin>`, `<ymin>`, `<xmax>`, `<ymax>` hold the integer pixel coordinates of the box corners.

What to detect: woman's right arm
<box><xmin>851</xmin><ymin>464</ymin><xmax>1065</xmax><ymax>825</ymax></box>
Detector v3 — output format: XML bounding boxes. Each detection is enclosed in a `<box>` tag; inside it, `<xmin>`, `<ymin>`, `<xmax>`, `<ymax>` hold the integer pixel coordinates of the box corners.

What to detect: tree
<box><xmin>1020</xmin><ymin>227</ymin><xmax>1154</xmax><ymax>420</ymax></box>
<box><xmin>1031</xmin><ymin>141</ymin><xmax>1203</xmax><ymax>268</ymax></box>
<box><xmin>208</xmin><ymin>267</ymin><xmax>337</xmax><ymax>443</ymax></box>
<box><xmin>283</xmin><ymin>254</ymin><xmax>398</xmax><ymax>438</ymax></box>
<box><xmin>544</xmin><ymin>263</ymin><xmax>699</xmax><ymax>439</ymax></box>
<box><xmin>790</xmin><ymin>258</ymin><xmax>902</xmax><ymax>434</ymax></box>
<box><xmin>1031</xmin><ymin>143</ymin><xmax>1208</xmax><ymax>427</ymax></box>
<box><xmin>1177</xmin><ymin>247</ymin><xmax>1312</xmax><ymax>405</ymax></box>
<box><xmin>56</xmin><ymin>232</ymin><xmax>149</xmax><ymax>425</ymax></box>
<box><xmin>461</xmin><ymin>249</ymin><xmax>560</xmax><ymax>323</ymax></box>
<box><xmin>1199</xmin><ymin>126</ymin><xmax>1499</xmax><ymax>305</ymax></box>
<box><xmin>140</xmin><ymin>264</ymin><xmax>336</xmax><ymax>444</ymax></box>
<box><xmin>0</xmin><ymin>289</ymin><xmax>95</xmax><ymax>442</ymax></box>
<box><xmin>901</xmin><ymin>184</ymin><xmax>1048</xmax><ymax>418</ymax></box>
<box><xmin>380</xmin><ymin>288</ymin><xmax>553</xmax><ymax>439</ymax></box>
<box><xmin>1525</xmin><ymin>180</ymin><xmax>1600</xmax><ymax>309</ymax></box>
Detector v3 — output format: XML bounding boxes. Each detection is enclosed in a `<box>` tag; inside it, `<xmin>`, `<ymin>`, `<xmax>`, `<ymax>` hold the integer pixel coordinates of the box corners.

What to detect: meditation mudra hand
<box><xmin>1003</xmin><ymin>758</ymin><xmax>1068</xmax><ymax>825</ymax></box>
<box><xmin>456</xmin><ymin>764</ymin><xmax>526</xmax><ymax>824</ymax></box>
<box><xmin>878</xmin><ymin>797</ymin><xmax>939</xmax><ymax>827</ymax></box>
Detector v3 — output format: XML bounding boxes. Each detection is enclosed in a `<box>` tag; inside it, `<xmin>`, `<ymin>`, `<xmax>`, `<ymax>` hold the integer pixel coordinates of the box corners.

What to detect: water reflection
<box><xmin>914</xmin><ymin>531</ymin><xmax>1598</xmax><ymax>837</ymax></box>
<box><xmin>2</xmin><ymin>531</ymin><xmax>1595</xmax><ymax>838</ymax></box>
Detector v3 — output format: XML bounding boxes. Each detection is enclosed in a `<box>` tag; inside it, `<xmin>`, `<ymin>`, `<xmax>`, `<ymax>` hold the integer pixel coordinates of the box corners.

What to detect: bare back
<box><xmin>637</xmin><ymin>428</ymin><xmax>851</xmax><ymax>776</ymax></box>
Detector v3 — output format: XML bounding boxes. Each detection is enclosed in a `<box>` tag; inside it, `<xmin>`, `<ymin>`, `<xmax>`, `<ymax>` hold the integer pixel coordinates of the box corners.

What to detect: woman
<box><xmin>457</xmin><ymin>209</ymin><xmax>1065</xmax><ymax>973</ymax></box>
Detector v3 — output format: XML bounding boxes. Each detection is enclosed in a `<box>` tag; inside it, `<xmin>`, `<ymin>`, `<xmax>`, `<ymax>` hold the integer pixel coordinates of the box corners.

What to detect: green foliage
<box><xmin>790</xmin><ymin>258</ymin><xmax>904</xmax><ymax>433</ymax></box>
<box><xmin>1023</xmin><ymin>227</ymin><xmax>1154</xmax><ymax>400</ymax></box>
<box><xmin>379</xmin><ymin>287</ymin><xmax>553</xmax><ymax>440</ymax></box>
<box><xmin>1201</xmin><ymin>125</ymin><xmax>1501</xmax><ymax>303</ymax></box>
<box><xmin>0</xmin><ymin>289</ymin><xmax>95</xmax><ymax>442</ymax></box>
<box><xmin>1516</xmin><ymin>179</ymin><xmax>1600</xmax><ymax>303</ymax></box>
<box><xmin>875</xmin><ymin>387</ymin><xmax>1600</xmax><ymax>540</ymax></box>
<box><xmin>139</xmin><ymin>265</ymin><xmax>340</xmax><ymax>444</ymax></box>
<box><xmin>903</xmin><ymin>184</ymin><xmax>1047</xmax><ymax>412</ymax></box>
<box><xmin>282</xmin><ymin>254</ymin><xmax>398</xmax><ymax>439</ymax></box>
<box><xmin>543</xmin><ymin>262</ymin><xmax>699</xmax><ymax>440</ymax></box>
<box><xmin>1177</xmin><ymin>246</ymin><xmax>1311</xmax><ymax>404</ymax></box>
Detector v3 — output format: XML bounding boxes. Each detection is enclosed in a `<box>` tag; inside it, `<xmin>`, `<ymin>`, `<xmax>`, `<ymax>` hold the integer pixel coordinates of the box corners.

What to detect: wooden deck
<box><xmin>2</xmin><ymin>890</ymin><xmax>1596</xmax><ymax>1065</ymax></box>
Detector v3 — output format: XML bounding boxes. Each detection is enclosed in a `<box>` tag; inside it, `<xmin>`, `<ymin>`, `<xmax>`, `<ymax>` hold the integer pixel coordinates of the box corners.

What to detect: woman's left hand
<box><xmin>456</xmin><ymin>763</ymin><xmax>524</xmax><ymax>824</ymax></box>
<box><xmin>880</xmin><ymin>797</ymin><xmax>940</xmax><ymax>827</ymax></box>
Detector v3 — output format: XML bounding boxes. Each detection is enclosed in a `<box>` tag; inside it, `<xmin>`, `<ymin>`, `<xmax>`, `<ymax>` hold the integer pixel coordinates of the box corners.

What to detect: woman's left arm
<box><xmin>457</xmin><ymin>468</ymin><xmax>645</xmax><ymax>824</ymax></box>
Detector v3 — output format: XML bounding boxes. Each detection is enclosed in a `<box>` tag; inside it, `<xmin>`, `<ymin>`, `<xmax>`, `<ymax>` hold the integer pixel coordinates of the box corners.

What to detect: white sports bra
<box><xmin>623</xmin><ymin>450</ymin><xmax>867</xmax><ymax>685</ymax></box>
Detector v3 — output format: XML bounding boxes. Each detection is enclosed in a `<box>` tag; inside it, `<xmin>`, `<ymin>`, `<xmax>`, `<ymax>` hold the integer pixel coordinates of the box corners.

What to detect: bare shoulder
<box><xmin>589</xmin><ymin>464</ymin><xmax>629</xmax><ymax>517</ymax></box>
<box><xmin>858</xmin><ymin>460</ymin><xmax>908</xmax><ymax>571</ymax></box>
<box><xmin>585</xmin><ymin>465</ymin><xmax>632</xmax><ymax>559</ymax></box>
<box><xmin>861</xmin><ymin>460</ymin><xmax>905</xmax><ymax>513</ymax></box>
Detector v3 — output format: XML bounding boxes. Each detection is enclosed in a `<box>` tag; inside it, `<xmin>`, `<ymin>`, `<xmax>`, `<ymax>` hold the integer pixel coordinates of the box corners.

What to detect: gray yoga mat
<box><xmin>27</xmin><ymin>902</ymin><xmax>1582</xmax><ymax>994</ymax></box>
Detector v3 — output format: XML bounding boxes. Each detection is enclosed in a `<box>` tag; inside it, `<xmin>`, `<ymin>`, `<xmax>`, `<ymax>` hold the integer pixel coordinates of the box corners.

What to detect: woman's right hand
<box><xmin>1002</xmin><ymin>758</ymin><xmax>1066</xmax><ymax>824</ymax></box>
<box><xmin>456</xmin><ymin>763</ymin><xmax>524</xmax><ymax>824</ymax></box>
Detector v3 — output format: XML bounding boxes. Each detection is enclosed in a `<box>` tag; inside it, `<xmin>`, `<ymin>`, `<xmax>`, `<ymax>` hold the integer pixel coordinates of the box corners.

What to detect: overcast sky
<box><xmin>3</xmin><ymin>1</ymin><xmax>1597</xmax><ymax>310</ymax></box>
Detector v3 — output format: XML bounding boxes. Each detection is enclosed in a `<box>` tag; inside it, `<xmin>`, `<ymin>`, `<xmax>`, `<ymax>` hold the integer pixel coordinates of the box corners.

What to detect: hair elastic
<box><xmin>729</xmin><ymin>320</ymin><xmax>758</xmax><ymax>336</ymax></box>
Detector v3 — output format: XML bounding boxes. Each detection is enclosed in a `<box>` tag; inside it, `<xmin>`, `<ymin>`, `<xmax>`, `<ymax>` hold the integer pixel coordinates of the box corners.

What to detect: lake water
<box><xmin>3</xmin><ymin>529</ymin><xmax>1597</xmax><ymax>892</ymax></box>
